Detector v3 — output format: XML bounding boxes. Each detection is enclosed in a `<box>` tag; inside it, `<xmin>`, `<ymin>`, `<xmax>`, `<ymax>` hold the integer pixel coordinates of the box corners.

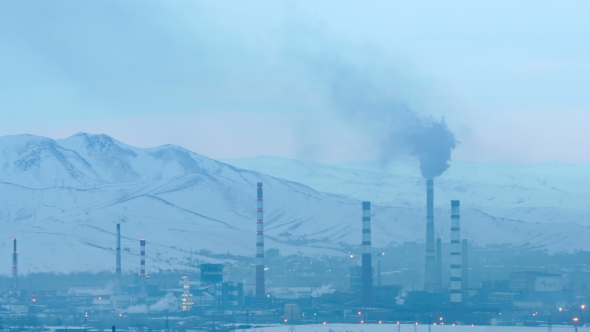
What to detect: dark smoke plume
<box><xmin>298</xmin><ymin>51</ymin><xmax>457</xmax><ymax>178</ymax></box>
<box><xmin>405</xmin><ymin>118</ymin><xmax>457</xmax><ymax>179</ymax></box>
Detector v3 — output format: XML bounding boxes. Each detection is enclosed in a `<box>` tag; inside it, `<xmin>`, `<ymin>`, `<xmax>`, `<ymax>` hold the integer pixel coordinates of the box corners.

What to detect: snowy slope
<box><xmin>0</xmin><ymin>133</ymin><xmax>589</xmax><ymax>275</ymax></box>
<box><xmin>0</xmin><ymin>133</ymin><xmax>231</xmax><ymax>188</ymax></box>
<box><xmin>255</xmin><ymin>324</ymin><xmax>585</xmax><ymax>332</ymax></box>
<box><xmin>223</xmin><ymin>156</ymin><xmax>590</xmax><ymax>226</ymax></box>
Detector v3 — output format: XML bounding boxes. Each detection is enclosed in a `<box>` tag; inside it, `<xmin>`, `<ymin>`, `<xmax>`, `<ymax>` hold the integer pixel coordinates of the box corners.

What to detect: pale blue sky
<box><xmin>1</xmin><ymin>1</ymin><xmax>589</xmax><ymax>163</ymax></box>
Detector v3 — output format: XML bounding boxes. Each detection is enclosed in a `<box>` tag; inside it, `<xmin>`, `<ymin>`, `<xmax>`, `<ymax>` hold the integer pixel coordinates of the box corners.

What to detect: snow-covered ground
<box><xmin>253</xmin><ymin>323</ymin><xmax>588</xmax><ymax>332</ymax></box>
<box><xmin>0</xmin><ymin>133</ymin><xmax>589</xmax><ymax>275</ymax></box>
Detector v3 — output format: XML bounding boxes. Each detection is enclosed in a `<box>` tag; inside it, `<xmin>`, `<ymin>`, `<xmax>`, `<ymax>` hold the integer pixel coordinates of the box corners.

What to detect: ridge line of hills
<box><xmin>0</xmin><ymin>133</ymin><xmax>587</xmax><ymax>275</ymax></box>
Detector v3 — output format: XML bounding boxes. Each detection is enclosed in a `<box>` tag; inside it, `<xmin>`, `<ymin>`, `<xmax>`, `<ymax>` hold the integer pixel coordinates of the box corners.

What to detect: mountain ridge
<box><xmin>0</xmin><ymin>133</ymin><xmax>588</xmax><ymax>275</ymax></box>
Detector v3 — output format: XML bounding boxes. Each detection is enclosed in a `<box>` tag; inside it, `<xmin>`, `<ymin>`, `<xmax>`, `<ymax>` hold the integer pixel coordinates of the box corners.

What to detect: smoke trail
<box><xmin>297</xmin><ymin>49</ymin><xmax>457</xmax><ymax>178</ymax></box>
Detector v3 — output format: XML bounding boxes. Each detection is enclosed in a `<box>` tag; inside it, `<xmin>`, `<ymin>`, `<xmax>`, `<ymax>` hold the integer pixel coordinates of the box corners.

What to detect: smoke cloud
<box><xmin>297</xmin><ymin>49</ymin><xmax>458</xmax><ymax>178</ymax></box>
<box><xmin>406</xmin><ymin>119</ymin><xmax>457</xmax><ymax>179</ymax></box>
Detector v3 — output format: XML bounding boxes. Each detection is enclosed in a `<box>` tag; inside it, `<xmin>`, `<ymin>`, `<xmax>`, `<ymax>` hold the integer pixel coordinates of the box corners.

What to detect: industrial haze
<box><xmin>0</xmin><ymin>133</ymin><xmax>589</xmax><ymax>275</ymax></box>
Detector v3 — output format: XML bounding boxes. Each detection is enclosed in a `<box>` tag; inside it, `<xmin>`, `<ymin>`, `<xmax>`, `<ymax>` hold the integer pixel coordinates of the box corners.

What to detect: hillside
<box><xmin>0</xmin><ymin>133</ymin><xmax>588</xmax><ymax>275</ymax></box>
<box><xmin>223</xmin><ymin>156</ymin><xmax>590</xmax><ymax>226</ymax></box>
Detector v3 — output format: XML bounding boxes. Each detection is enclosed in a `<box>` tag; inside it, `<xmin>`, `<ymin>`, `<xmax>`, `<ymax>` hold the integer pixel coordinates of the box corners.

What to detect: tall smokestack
<box><xmin>450</xmin><ymin>200</ymin><xmax>462</xmax><ymax>308</ymax></box>
<box><xmin>424</xmin><ymin>179</ymin><xmax>436</xmax><ymax>292</ymax></box>
<box><xmin>361</xmin><ymin>201</ymin><xmax>372</xmax><ymax>307</ymax></box>
<box><xmin>116</xmin><ymin>224</ymin><xmax>121</xmax><ymax>294</ymax></box>
<box><xmin>255</xmin><ymin>182</ymin><xmax>265</xmax><ymax>298</ymax></box>
<box><xmin>12</xmin><ymin>238</ymin><xmax>17</xmax><ymax>295</ymax></box>
<box><xmin>435</xmin><ymin>237</ymin><xmax>442</xmax><ymax>292</ymax></box>
<box><xmin>139</xmin><ymin>238</ymin><xmax>146</xmax><ymax>301</ymax></box>
<box><xmin>462</xmin><ymin>239</ymin><xmax>469</xmax><ymax>302</ymax></box>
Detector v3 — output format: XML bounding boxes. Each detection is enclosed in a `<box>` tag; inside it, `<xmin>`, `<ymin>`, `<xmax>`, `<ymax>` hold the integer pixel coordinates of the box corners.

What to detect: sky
<box><xmin>0</xmin><ymin>1</ymin><xmax>589</xmax><ymax>164</ymax></box>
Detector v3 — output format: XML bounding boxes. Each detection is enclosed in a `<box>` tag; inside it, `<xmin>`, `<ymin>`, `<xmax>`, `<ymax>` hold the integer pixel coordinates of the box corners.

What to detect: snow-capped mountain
<box><xmin>0</xmin><ymin>133</ymin><xmax>588</xmax><ymax>275</ymax></box>
<box><xmin>0</xmin><ymin>133</ymin><xmax>229</xmax><ymax>188</ymax></box>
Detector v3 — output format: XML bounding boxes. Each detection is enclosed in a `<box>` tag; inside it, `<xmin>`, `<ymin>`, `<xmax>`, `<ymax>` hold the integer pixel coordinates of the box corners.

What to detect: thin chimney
<box><xmin>450</xmin><ymin>200</ymin><xmax>462</xmax><ymax>308</ymax></box>
<box><xmin>116</xmin><ymin>224</ymin><xmax>122</xmax><ymax>294</ymax></box>
<box><xmin>255</xmin><ymin>182</ymin><xmax>265</xmax><ymax>298</ymax></box>
<box><xmin>139</xmin><ymin>238</ymin><xmax>147</xmax><ymax>301</ymax></box>
<box><xmin>424</xmin><ymin>179</ymin><xmax>436</xmax><ymax>292</ymax></box>
<box><xmin>12</xmin><ymin>238</ymin><xmax>18</xmax><ymax>295</ymax></box>
<box><xmin>361</xmin><ymin>201</ymin><xmax>372</xmax><ymax>307</ymax></box>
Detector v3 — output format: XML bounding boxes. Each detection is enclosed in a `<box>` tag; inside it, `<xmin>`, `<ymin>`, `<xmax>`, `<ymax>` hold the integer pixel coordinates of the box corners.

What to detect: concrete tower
<box><xmin>435</xmin><ymin>237</ymin><xmax>442</xmax><ymax>292</ymax></box>
<box><xmin>424</xmin><ymin>179</ymin><xmax>436</xmax><ymax>292</ymax></box>
<box><xmin>255</xmin><ymin>182</ymin><xmax>265</xmax><ymax>298</ymax></box>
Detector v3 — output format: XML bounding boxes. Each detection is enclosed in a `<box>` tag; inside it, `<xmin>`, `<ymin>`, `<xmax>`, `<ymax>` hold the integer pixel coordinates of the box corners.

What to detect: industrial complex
<box><xmin>0</xmin><ymin>180</ymin><xmax>588</xmax><ymax>331</ymax></box>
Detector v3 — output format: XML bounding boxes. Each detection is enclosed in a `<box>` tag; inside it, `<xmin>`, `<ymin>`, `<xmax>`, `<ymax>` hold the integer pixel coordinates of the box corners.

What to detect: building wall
<box><xmin>535</xmin><ymin>276</ymin><xmax>563</xmax><ymax>292</ymax></box>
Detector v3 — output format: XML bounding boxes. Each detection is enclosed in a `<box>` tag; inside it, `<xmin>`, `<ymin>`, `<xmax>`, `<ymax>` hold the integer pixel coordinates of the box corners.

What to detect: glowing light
<box><xmin>358</xmin><ymin>311</ymin><xmax>362</xmax><ymax>315</ymax></box>
<box><xmin>360</xmin><ymin>320</ymin><xmax>364</xmax><ymax>324</ymax></box>
<box><xmin>583</xmin><ymin>304</ymin><xmax>587</xmax><ymax>309</ymax></box>
<box><xmin>284</xmin><ymin>319</ymin><xmax>288</xmax><ymax>323</ymax></box>
<box><xmin>440</xmin><ymin>317</ymin><xmax>443</xmax><ymax>320</ymax></box>
<box><xmin>379</xmin><ymin>321</ymin><xmax>382</xmax><ymax>324</ymax></box>
<box><xmin>323</xmin><ymin>322</ymin><xmax>327</xmax><ymax>325</ymax></box>
<box><xmin>350</xmin><ymin>254</ymin><xmax>354</xmax><ymax>258</ymax></box>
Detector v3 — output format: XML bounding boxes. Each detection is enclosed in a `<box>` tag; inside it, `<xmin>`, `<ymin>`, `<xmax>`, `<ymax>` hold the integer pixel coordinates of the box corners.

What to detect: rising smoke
<box><xmin>297</xmin><ymin>49</ymin><xmax>457</xmax><ymax>178</ymax></box>
<box><xmin>404</xmin><ymin>117</ymin><xmax>457</xmax><ymax>179</ymax></box>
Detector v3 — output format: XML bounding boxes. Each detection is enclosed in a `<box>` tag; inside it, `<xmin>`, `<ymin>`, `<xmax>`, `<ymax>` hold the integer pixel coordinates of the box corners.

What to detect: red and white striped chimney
<box><xmin>361</xmin><ymin>201</ymin><xmax>372</xmax><ymax>307</ymax></box>
<box><xmin>255</xmin><ymin>182</ymin><xmax>265</xmax><ymax>298</ymax></box>
<box><xmin>12</xmin><ymin>238</ymin><xmax>18</xmax><ymax>294</ymax></box>
<box><xmin>450</xmin><ymin>200</ymin><xmax>462</xmax><ymax>308</ymax></box>
<box><xmin>140</xmin><ymin>238</ymin><xmax>147</xmax><ymax>301</ymax></box>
